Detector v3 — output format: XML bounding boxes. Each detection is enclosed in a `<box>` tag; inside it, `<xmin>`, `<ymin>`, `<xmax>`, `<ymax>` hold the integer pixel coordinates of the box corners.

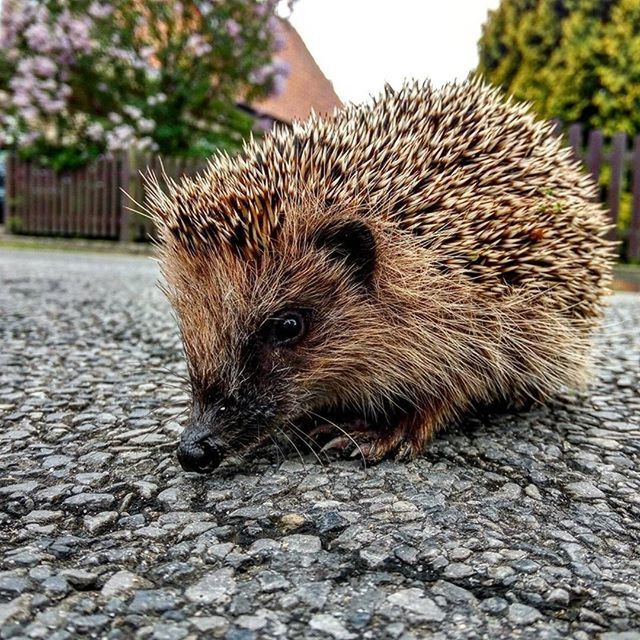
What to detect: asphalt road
<box><xmin>1</xmin><ymin>249</ymin><xmax>639</xmax><ymax>640</ymax></box>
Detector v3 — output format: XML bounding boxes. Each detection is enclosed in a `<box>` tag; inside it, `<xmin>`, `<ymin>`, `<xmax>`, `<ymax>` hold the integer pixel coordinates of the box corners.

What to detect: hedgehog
<box><xmin>144</xmin><ymin>79</ymin><xmax>613</xmax><ymax>473</ymax></box>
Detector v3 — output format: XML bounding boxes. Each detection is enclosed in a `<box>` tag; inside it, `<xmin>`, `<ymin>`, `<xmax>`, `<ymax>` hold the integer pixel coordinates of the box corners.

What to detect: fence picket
<box><xmin>97</xmin><ymin>157</ymin><xmax>105</xmax><ymax>238</ymax></box>
<box><xmin>94</xmin><ymin>158</ymin><xmax>104</xmax><ymax>238</ymax></box>
<box><xmin>64</xmin><ymin>170</ymin><xmax>71</xmax><ymax>236</ymax></box>
<box><xmin>107</xmin><ymin>157</ymin><xmax>114</xmax><ymax>238</ymax></box>
<box><xmin>76</xmin><ymin>166</ymin><xmax>83</xmax><ymax>236</ymax></box>
<box><xmin>608</xmin><ymin>132</ymin><xmax>627</xmax><ymax>234</ymax></box>
<box><xmin>629</xmin><ymin>136</ymin><xmax>640</xmax><ymax>261</ymax></box>
<box><xmin>74</xmin><ymin>170</ymin><xmax>79</xmax><ymax>235</ymax></box>
<box><xmin>53</xmin><ymin>165</ymin><xmax>59</xmax><ymax>234</ymax></box>
<box><xmin>43</xmin><ymin>167</ymin><xmax>50</xmax><ymax>233</ymax></box>
<box><xmin>38</xmin><ymin>167</ymin><xmax>45</xmax><ymax>234</ymax></box>
<box><xmin>46</xmin><ymin>166</ymin><xmax>53</xmax><ymax>234</ymax></box>
<box><xmin>30</xmin><ymin>164</ymin><xmax>36</xmax><ymax>232</ymax></box>
<box><xmin>585</xmin><ymin>129</ymin><xmax>604</xmax><ymax>188</ymax></box>
<box><xmin>25</xmin><ymin>161</ymin><xmax>33</xmax><ymax>232</ymax></box>
<box><xmin>13</xmin><ymin>158</ymin><xmax>20</xmax><ymax>227</ymax></box>
<box><xmin>88</xmin><ymin>164</ymin><xmax>94</xmax><ymax>236</ymax></box>
<box><xmin>59</xmin><ymin>173</ymin><xmax>65</xmax><ymax>236</ymax></box>
<box><xmin>567</xmin><ymin>124</ymin><xmax>582</xmax><ymax>162</ymax></box>
<box><xmin>3</xmin><ymin>154</ymin><xmax>9</xmax><ymax>223</ymax></box>
<box><xmin>78</xmin><ymin>167</ymin><xmax>84</xmax><ymax>236</ymax></box>
<box><xmin>116</xmin><ymin>157</ymin><xmax>122</xmax><ymax>238</ymax></box>
<box><xmin>5</xmin><ymin>154</ymin><xmax>13</xmax><ymax>225</ymax></box>
<box><xmin>47</xmin><ymin>167</ymin><xmax>54</xmax><ymax>233</ymax></box>
<box><xmin>30</xmin><ymin>164</ymin><xmax>38</xmax><ymax>233</ymax></box>
<box><xmin>104</xmin><ymin>157</ymin><xmax>111</xmax><ymax>237</ymax></box>
<box><xmin>119</xmin><ymin>153</ymin><xmax>130</xmax><ymax>241</ymax></box>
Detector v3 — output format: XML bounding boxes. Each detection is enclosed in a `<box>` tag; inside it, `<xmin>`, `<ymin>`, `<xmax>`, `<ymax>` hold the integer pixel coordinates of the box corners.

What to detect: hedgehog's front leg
<box><xmin>393</xmin><ymin>407</ymin><xmax>451</xmax><ymax>461</ymax></box>
<box><xmin>322</xmin><ymin>407</ymin><xmax>448</xmax><ymax>464</ymax></box>
<box><xmin>320</xmin><ymin>428</ymin><xmax>404</xmax><ymax>463</ymax></box>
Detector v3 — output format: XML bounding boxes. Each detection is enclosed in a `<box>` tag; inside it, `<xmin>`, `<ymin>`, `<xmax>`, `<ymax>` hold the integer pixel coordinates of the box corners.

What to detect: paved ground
<box><xmin>1</xmin><ymin>249</ymin><xmax>639</xmax><ymax>640</ymax></box>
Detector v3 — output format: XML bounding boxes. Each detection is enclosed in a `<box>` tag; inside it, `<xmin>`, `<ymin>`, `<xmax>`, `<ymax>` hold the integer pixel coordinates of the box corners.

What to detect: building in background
<box><xmin>248</xmin><ymin>21</ymin><xmax>343</xmax><ymax>127</ymax></box>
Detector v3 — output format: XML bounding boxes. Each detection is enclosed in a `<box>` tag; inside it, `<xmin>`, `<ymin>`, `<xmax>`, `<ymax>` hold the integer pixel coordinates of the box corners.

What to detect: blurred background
<box><xmin>0</xmin><ymin>0</ymin><xmax>639</xmax><ymax>267</ymax></box>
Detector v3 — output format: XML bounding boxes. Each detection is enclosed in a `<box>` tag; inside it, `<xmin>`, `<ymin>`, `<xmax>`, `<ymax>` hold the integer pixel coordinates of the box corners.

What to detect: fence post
<box><xmin>629</xmin><ymin>135</ymin><xmax>640</xmax><ymax>261</ymax></box>
<box><xmin>119</xmin><ymin>151</ymin><xmax>132</xmax><ymax>242</ymax></box>
<box><xmin>4</xmin><ymin>154</ymin><xmax>13</xmax><ymax>227</ymax></box>
<box><xmin>567</xmin><ymin>123</ymin><xmax>582</xmax><ymax>162</ymax></box>
<box><xmin>607</xmin><ymin>132</ymin><xmax>627</xmax><ymax>235</ymax></box>
<box><xmin>585</xmin><ymin>129</ymin><xmax>604</xmax><ymax>187</ymax></box>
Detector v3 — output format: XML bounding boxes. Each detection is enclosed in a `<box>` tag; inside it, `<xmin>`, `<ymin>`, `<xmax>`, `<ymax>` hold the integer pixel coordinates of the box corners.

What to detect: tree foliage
<box><xmin>0</xmin><ymin>0</ymin><xmax>291</xmax><ymax>169</ymax></box>
<box><xmin>477</xmin><ymin>0</ymin><xmax>640</xmax><ymax>134</ymax></box>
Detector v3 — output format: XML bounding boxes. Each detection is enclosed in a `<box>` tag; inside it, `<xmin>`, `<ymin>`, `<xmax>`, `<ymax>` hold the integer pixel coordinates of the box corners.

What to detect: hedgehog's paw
<box><xmin>321</xmin><ymin>431</ymin><xmax>403</xmax><ymax>465</ymax></box>
<box><xmin>393</xmin><ymin>440</ymin><xmax>425</xmax><ymax>461</ymax></box>
<box><xmin>320</xmin><ymin>433</ymin><xmax>374</xmax><ymax>461</ymax></box>
<box><xmin>393</xmin><ymin>424</ymin><xmax>441</xmax><ymax>461</ymax></box>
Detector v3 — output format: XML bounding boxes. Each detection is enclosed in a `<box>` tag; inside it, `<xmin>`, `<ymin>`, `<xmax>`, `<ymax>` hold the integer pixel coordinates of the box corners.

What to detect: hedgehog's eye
<box><xmin>264</xmin><ymin>310</ymin><xmax>307</xmax><ymax>346</ymax></box>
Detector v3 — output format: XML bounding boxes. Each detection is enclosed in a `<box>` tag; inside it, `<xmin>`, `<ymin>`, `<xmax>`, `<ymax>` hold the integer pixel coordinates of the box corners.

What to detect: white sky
<box><xmin>287</xmin><ymin>0</ymin><xmax>502</xmax><ymax>105</ymax></box>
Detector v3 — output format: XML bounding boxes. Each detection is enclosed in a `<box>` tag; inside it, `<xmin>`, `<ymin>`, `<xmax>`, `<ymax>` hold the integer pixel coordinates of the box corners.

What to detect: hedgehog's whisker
<box><xmin>276</xmin><ymin>425</ymin><xmax>307</xmax><ymax>468</ymax></box>
<box><xmin>268</xmin><ymin>434</ymin><xmax>286</xmax><ymax>465</ymax></box>
<box><xmin>306</xmin><ymin>410</ymin><xmax>366</xmax><ymax>466</ymax></box>
<box><xmin>149</xmin><ymin>364</ymin><xmax>191</xmax><ymax>385</ymax></box>
<box><xmin>287</xmin><ymin>421</ymin><xmax>328</xmax><ymax>466</ymax></box>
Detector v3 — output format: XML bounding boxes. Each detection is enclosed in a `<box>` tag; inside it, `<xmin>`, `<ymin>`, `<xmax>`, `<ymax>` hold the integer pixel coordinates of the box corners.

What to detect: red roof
<box><xmin>253</xmin><ymin>21</ymin><xmax>343</xmax><ymax>123</ymax></box>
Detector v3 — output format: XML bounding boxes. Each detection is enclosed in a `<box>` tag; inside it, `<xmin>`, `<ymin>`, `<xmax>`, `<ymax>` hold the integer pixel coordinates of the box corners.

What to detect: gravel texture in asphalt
<box><xmin>1</xmin><ymin>249</ymin><xmax>639</xmax><ymax>640</ymax></box>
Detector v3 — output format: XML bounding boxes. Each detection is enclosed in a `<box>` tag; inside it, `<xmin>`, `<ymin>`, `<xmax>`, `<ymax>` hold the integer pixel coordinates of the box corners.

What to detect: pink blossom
<box><xmin>59</xmin><ymin>11</ymin><xmax>93</xmax><ymax>55</ymax></box>
<box><xmin>32</xmin><ymin>56</ymin><xmax>57</xmax><ymax>78</ymax></box>
<box><xmin>138</xmin><ymin>118</ymin><xmax>156</xmax><ymax>133</ymax></box>
<box><xmin>12</xmin><ymin>90</ymin><xmax>32</xmax><ymax>109</ymax></box>
<box><xmin>21</xmin><ymin>106</ymin><xmax>39</xmax><ymax>122</ymax></box>
<box><xmin>139</xmin><ymin>46</ymin><xmax>155</xmax><ymax>59</ymax></box>
<box><xmin>86</xmin><ymin>122</ymin><xmax>105</xmax><ymax>141</ymax></box>
<box><xmin>1</xmin><ymin>0</ymin><xmax>36</xmax><ymax>49</ymax></box>
<box><xmin>147</xmin><ymin>94</ymin><xmax>167</xmax><ymax>106</ymax></box>
<box><xmin>254</xmin><ymin>3</ymin><xmax>268</xmax><ymax>18</ymax></box>
<box><xmin>136</xmin><ymin>136</ymin><xmax>157</xmax><ymax>152</ymax></box>
<box><xmin>17</xmin><ymin>130</ymin><xmax>40</xmax><ymax>146</ymax></box>
<box><xmin>123</xmin><ymin>105</ymin><xmax>143</xmax><ymax>120</ymax></box>
<box><xmin>270</xmin><ymin>73</ymin><xmax>287</xmax><ymax>97</ymax></box>
<box><xmin>226</xmin><ymin>19</ymin><xmax>241</xmax><ymax>39</ymax></box>
<box><xmin>187</xmin><ymin>34</ymin><xmax>212</xmax><ymax>57</ymax></box>
<box><xmin>272</xmin><ymin>58</ymin><xmax>291</xmax><ymax>77</ymax></box>
<box><xmin>106</xmin><ymin>123</ymin><xmax>137</xmax><ymax>151</ymax></box>
<box><xmin>88</xmin><ymin>2</ymin><xmax>113</xmax><ymax>19</ymax></box>
<box><xmin>267</xmin><ymin>16</ymin><xmax>286</xmax><ymax>51</ymax></box>
<box><xmin>250</xmin><ymin>59</ymin><xmax>290</xmax><ymax>92</ymax></box>
<box><xmin>38</xmin><ymin>79</ymin><xmax>57</xmax><ymax>92</ymax></box>
<box><xmin>250</xmin><ymin>64</ymin><xmax>270</xmax><ymax>85</ymax></box>
<box><xmin>25</xmin><ymin>23</ymin><xmax>52</xmax><ymax>53</ymax></box>
<box><xmin>199</xmin><ymin>1</ymin><xmax>214</xmax><ymax>16</ymax></box>
<box><xmin>40</xmin><ymin>96</ymin><xmax>66</xmax><ymax>114</ymax></box>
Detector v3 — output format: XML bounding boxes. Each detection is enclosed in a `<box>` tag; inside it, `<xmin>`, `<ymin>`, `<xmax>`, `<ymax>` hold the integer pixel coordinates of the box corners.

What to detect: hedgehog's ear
<box><xmin>314</xmin><ymin>219</ymin><xmax>376</xmax><ymax>286</ymax></box>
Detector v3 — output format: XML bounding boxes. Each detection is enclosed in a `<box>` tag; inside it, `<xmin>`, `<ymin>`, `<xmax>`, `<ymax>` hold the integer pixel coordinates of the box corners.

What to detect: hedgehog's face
<box><xmin>171</xmin><ymin>217</ymin><xmax>387</xmax><ymax>473</ymax></box>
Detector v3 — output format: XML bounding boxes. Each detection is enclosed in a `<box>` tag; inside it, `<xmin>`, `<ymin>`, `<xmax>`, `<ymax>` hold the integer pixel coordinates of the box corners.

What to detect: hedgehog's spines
<box><xmin>145</xmin><ymin>78</ymin><xmax>612</xmax><ymax>318</ymax></box>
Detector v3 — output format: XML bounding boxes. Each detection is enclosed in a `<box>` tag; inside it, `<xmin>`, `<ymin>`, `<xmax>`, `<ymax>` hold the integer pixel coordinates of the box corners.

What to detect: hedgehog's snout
<box><xmin>177</xmin><ymin>435</ymin><xmax>224</xmax><ymax>473</ymax></box>
<box><xmin>177</xmin><ymin>415</ymin><xmax>226</xmax><ymax>473</ymax></box>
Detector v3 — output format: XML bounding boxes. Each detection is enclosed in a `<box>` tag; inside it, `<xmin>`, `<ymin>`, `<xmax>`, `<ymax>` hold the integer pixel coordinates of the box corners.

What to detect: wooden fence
<box><xmin>4</xmin><ymin>154</ymin><xmax>207</xmax><ymax>242</ymax></box>
<box><xmin>562</xmin><ymin>123</ymin><xmax>640</xmax><ymax>261</ymax></box>
<box><xmin>4</xmin><ymin>126</ymin><xmax>640</xmax><ymax>259</ymax></box>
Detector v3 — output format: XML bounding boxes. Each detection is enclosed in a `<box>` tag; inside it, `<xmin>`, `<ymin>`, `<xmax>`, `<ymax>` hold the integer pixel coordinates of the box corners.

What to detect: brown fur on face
<box><xmin>145</xmin><ymin>79</ymin><xmax>613</xmax><ymax>471</ymax></box>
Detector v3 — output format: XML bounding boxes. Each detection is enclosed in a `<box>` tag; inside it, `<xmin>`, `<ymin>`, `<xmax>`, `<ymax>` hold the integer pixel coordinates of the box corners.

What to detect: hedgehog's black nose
<box><xmin>177</xmin><ymin>434</ymin><xmax>224</xmax><ymax>473</ymax></box>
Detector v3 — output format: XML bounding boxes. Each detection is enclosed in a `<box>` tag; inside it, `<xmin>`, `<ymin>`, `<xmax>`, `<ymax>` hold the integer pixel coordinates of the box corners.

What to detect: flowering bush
<box><xmin>0</xmin><ymin>0</ymin><xmax>291</xmax><ymax>169</ymax></box>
